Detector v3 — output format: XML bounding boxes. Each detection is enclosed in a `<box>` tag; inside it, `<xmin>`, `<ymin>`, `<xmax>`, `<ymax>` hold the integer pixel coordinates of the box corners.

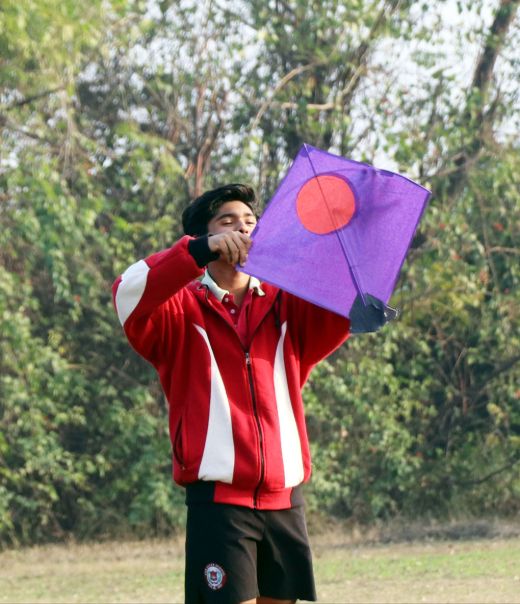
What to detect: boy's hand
<box><xmin>207</xmin><ymin>232</ymin><xmax>252</xmax><ymax>266</ymax></box>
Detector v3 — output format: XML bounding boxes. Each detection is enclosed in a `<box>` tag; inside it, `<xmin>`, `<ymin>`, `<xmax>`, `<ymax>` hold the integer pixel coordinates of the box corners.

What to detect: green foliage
<box><xmin>0</xmin><ymin>146</ymin><xmax>186</xmax><ymax>545</ymax></box>
<box><xmin>1</xmin><ymin>0</ymin><xmax>519</xmax><ymax>544</ymax></box>
<box><xmin>0</xmin><ymin>0</ymin><xmax>105</xmax><ymax>98</ymax></box>
<box><xmin>305</xmin><ymin>139</ymin><xmax>520</xmax><ymax>522</ymax></box>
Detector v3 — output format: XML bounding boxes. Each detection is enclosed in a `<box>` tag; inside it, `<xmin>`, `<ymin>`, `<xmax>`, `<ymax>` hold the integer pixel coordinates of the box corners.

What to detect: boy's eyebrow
<box><xmin>216</xmin><ymin>211</ymin><xmax>256</xmax><ymax>220</ymax></box>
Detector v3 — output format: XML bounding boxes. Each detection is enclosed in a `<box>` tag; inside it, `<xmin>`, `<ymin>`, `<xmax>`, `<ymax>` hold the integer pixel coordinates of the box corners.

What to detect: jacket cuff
<box><xmin>188</xmin><ymin>235</ymin><xmax>220</xmax><ymax>268</ymax></box>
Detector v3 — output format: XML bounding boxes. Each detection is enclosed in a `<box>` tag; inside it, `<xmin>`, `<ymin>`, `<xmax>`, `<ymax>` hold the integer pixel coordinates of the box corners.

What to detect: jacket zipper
<box><xmin>200</xmin><ymin>295</ymin><xmax>275</xmax><ymax>507</ymax></box>
<box><xmin>246</xmin><ymin>351</ymin><xmax>265</xmax><ymax>508</ymax></box>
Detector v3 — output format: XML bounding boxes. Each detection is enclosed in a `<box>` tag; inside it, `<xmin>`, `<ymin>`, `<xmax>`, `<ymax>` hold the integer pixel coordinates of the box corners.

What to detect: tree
<box><xmin>1</xmin><ymin>0</ymin><xmax>518</xmax><ymax>544</ymax></box>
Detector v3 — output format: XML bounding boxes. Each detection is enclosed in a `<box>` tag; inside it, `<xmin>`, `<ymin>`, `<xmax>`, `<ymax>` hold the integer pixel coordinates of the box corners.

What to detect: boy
<box><xmin>113</xmin><ymin>184</ymin><xmax>351</xmax><ymax>603</ymax></box>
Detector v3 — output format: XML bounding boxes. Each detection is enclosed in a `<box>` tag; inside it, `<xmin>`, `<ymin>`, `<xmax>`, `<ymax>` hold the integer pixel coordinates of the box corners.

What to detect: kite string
<box><xmin>303</xmin><ymin>143</ymin><xmax>367</xmax><ymax>307</ymax></box>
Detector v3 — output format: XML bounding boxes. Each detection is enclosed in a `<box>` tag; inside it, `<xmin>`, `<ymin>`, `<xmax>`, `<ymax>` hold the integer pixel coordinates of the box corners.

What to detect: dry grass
<box><xmin>1</xmin><ymin>522</ymin><xmax>520</xmax><ymax>603</ymax></box>
<box><xmin>312</xmin><ymin>533</ymin><xmax>520</xmax><ymax>603</ymax></box>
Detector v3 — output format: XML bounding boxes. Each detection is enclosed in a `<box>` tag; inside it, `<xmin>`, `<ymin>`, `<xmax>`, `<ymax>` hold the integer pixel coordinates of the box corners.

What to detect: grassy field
<box><xmin>1</xmin><ymin>524</ymin><xmax>519</xmax><ymax>603</ymax></box>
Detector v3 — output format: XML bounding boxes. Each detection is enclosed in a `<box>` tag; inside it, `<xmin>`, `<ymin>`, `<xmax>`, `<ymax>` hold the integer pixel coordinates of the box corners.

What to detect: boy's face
<box><xmin>207</xmin><ymin>201</ymin><xmax>257</xmax><ymax>236</ymax></box>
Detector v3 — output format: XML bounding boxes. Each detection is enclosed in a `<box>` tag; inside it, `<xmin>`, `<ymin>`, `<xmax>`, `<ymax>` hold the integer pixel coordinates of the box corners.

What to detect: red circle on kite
<box><xmin>296</xmin><ymin>174</ymin><xmax>356</xmax><ymax>235</ymax></box>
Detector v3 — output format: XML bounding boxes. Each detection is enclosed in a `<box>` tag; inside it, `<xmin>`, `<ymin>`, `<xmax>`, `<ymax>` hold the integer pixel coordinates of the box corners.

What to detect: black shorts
<box><xmin>185</xmin><ymin>503</ymin><xmax>317</xmax><ymax>604</ymax></box>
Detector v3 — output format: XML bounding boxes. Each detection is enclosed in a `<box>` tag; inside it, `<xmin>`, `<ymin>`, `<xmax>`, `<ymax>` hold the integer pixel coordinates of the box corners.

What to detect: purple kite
<box><xmin>241</xmin><ymin>144</ymin><xmax>431</xmax><ymax>332</ymax></box>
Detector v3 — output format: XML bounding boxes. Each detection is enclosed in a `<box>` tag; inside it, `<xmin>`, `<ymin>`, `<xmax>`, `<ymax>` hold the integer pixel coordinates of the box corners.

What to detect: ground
<box><xmin>1</xmin><ymin>521</ymin><xmax>519</xmax><ymax>603</ymax></box>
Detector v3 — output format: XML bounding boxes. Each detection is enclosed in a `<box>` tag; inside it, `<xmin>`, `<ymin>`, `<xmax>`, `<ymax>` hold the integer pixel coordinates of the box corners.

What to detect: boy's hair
<box><xmin>182</xmin><ymin>184</ymin><xmax>257</xmax><ymax>237</ymax></box>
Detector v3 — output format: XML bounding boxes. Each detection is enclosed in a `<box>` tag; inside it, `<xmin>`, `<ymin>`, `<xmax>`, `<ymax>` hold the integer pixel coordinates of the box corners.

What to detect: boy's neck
<box><xmin>207</xmin><ymin>260</ymin><xmax>250</xmax><ymax>305</ymax></box>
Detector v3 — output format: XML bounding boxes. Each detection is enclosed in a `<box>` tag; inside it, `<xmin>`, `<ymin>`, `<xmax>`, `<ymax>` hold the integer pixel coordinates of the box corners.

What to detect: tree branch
<box><xmin>470</xmin><ymin>354</ymin><xmax>520</xmax><ymax>405</ymax></box>
<box><xmin>471</xmin><ymin>0</ymin><xmax>519</xmax><ymax>95</ymax></box>
<box><xmin>454</xmin><ymin>452</ymin><xmax>520</xmax><ymax>487</ymax></box>
<box><xmin>442</xmin><ymin>0</ymin><xmax>519</xmax><ymax>198</ymax></box>
<box><xmin>1</xmin><ymin>86</ymin><xmax>65</xmax><ymax>111</ymax></box>
<box><xmin>250</xmin><ymin>61</ymin><xmax>324</xmax><ymax>130</ymax></box>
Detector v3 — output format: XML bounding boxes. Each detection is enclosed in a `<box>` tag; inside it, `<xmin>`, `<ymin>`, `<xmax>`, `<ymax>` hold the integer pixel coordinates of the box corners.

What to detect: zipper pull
<box><xmin>245</xmin><ymin>351</ymin><xmax>251</xmax><ymax>366</ymax></box>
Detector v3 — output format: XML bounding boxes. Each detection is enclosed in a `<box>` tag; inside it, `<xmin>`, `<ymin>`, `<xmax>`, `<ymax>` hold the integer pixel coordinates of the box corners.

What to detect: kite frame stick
<box><xmin>302</xmin><ymin>143</ymin><xmax>368</xmax><ymax>307</ymax></box>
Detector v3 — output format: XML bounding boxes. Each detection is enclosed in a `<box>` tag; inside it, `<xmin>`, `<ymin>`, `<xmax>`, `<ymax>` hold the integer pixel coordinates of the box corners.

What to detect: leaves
<box><xmin>0</xmin><ymin>0</ymin><xmax>519</xmax><ymax>543</ymax></box>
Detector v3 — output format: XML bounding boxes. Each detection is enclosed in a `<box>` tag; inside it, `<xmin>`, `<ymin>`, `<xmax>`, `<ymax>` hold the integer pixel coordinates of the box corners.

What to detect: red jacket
<box><xmin>113</xmin><ymin>236</ymin><xmax>350</xmax><ymax>510</ymax></box>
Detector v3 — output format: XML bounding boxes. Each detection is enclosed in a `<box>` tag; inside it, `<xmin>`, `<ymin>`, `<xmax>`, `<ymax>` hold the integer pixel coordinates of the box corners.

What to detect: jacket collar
<box><xmin>200</xmin><ymin>270</ymin><xmax>266</xmax><ymax>302</ymax></box>
<box><xmin>190</xmin><ymin>275</ymin><xmax>279</xmax><ymax>342</ymax></box>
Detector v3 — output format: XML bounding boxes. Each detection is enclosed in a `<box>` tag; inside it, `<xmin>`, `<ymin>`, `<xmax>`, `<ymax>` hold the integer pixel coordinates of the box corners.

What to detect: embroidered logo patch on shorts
<box><xmin>204</xmin><ymin>563</ymin><xmax>227</xmax><ymax>590</ymax></box>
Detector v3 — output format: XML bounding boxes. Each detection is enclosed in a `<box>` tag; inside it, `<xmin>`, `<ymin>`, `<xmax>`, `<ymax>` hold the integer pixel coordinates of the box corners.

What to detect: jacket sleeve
<box><xmin>112</xmin><ymin>235</ymin><xmax>213</xmax><ymax>363</ymax></box>
<box><xmin>284</xmin><ymin>293</ymin><xmax>351</xmax><ymax>383</ymax></box>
